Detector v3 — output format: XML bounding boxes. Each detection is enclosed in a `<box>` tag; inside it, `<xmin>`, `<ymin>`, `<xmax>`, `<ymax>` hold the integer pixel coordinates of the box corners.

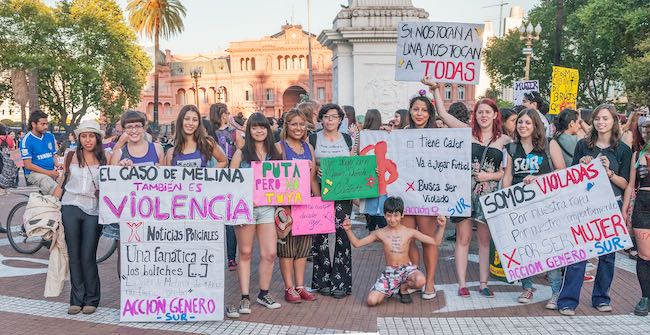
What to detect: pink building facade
<box><xmin>136</xmin><ymin>24</ymin><xmax>333</xmax><ymax>125</ymax></box>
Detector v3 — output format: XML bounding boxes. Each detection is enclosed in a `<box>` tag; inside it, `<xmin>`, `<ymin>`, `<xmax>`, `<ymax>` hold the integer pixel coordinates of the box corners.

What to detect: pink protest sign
<box><xmin>253</xmin><ymin>160</ymin><xmax>311</xmax><ymax>206</ymax></box>
<box><xmin>291</xmin><ymin>197</ymin><xmax>335</xmax><ymax>236</ymax></box>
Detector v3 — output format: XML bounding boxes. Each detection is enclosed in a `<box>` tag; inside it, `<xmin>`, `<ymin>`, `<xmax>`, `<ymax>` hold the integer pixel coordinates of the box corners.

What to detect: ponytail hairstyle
<box><xmin>553</xmin><ymin>109</ymin><xmax>579</xmax><ymax>139</ymax></box>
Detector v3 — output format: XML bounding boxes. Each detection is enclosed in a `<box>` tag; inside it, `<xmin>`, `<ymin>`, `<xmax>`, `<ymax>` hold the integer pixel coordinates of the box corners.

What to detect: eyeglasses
<box><xmin>125</xmin><ymin>124</ymin><xmax>144</xmax><ymax>131</ymax></box>
<box><xmin>322</xmin><ymin>114</ymin><xmax>340</xmax><ymax>121</ymax></box>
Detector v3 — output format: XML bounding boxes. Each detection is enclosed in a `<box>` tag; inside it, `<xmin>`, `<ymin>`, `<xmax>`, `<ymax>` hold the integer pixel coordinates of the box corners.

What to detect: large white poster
<box><xmin>513</xmin><ymin>80</ymin><xmax>539</xmax><ymax>105</ymax></box>
<box><xmin>360</xmin><ymin>129</ymin><xmax>472</xmax><ymax>217</ymax></box>
<box><xmin>99</xmin><ymin>166</ymin><xmax>254</xmax><ymax>322</ymax></box>
<box><xmin>395</xmin><ymin>21</ymin><xmax>484</xmax><ymax>84</ymax></box>
<box><xmin>480</xmin><ymin>161</ymin><xmax>633</xmax><ymax>282</ymax></box>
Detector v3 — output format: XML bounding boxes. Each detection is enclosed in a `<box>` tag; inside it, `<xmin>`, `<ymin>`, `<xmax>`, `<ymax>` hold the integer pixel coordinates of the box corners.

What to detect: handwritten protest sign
<box><xmin>513</xmin><ymin>80</ymin><xmax>539</xmax><ymax>105</ymax></box>
<box><xmin>253</xmin><ymin>160</ymin><xmax>311</xmax><ymax>206</ymax></box>
<box><xmin>396</xmin><ymin>21</ymin><xmax>484</xmax><ymax>84</ymax></box>
<box><xmin>320</xmin><ymin>155</ymin><xmax>378</xmax><ymax>201</ymax></box>
<box><xmin>291</xmin><ymin>197</ymin><xmax>335</xmax><ymax>236</ymax></box>
<box><xmin>99</xmin><ymin>166</ymin><xmax>254</xmax><ymax>322</ymax></box>
<box><xmin>549</xmin><ymin>66</ymin><xmax>579</xmax><ymax>115</ymax></box>
<box><xmin>360</xmin><ymin>129</ymin><xmax>472</xmax><ymax>217</ymax></box>
<box><xmin>480</xmin><ymin>161</ymin><xmax>632</xmax><ymax>282</ymax></box>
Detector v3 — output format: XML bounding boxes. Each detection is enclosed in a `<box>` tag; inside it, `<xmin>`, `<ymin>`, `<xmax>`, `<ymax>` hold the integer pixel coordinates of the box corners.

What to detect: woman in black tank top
<box><xmin>502</xmin><ymin>108</ymin><xmax>566</xmax><ymax>305</ymax></box>
<box><xmin>428</xmin><ymin>77</ymin><xmax>511</xmax><ymax>299</ymax></box>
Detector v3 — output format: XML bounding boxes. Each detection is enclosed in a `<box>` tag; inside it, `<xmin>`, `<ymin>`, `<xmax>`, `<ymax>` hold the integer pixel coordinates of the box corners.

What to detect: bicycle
<box><xmin>2</xmin><ymin>187</ymin><xmax>118</xmax><ymax>263</ymax></box>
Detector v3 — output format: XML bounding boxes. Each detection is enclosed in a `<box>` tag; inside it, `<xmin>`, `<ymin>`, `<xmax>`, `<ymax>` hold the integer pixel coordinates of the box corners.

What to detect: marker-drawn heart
<box><xmin>586</xmin><ymin>182</ymin><xmax>594</xmax><ymax>191</ymax></box>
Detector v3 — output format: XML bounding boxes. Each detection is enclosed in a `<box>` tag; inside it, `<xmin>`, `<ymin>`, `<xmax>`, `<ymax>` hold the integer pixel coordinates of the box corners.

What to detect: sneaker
<box><xmin>284</xmin><ymin>287</ymin><xmax>302</xmax><ymax>304</ymax></box>
<box><xmin>422</xmin><ymin>288</ymin><xmax>437</xmax><ymax>300</ymax></box>
<box><xmin>67</xmin><ymin>305</ymin><xmax>81</xmax><ymax>315</ymax></box>
<box><xmin>545</xmin><ymin>292</ymin><xmax>560</xmax><ymax>310</ymax></box>
<box><xmin>559</xmin><ymin>307</ymin><xmax>576</xmax><ymax>316</ymax></box>
<box><xmin>458</xmin><ymin>287</ymin><xmax>470</xmax><ymax>298</ymax></box>
<box><xmin>479</xmin><ymin>287</ymin><xmax>494</xmax><ymax>298</ymax></box>
<box><xmin>331</xmin><ymin>289</ymin><xmax>347</xmax><ymax>299</ymax></box>
<box><xmin>318</xmin><ymin>287</ymin><xmax>331</xmax><ymax>296</ymax></box>
<box><xmin>518</xmin><ymin>289</ymin><xmax>534</xmax><ymax>303</ymax></box>
<box><xmin>238</xmin><ymin>298</ymin><xmax>251</xmax><ymax>314</ymax></box>
<box><xmin>227</xmin><ymin>260</ymin><xmax>237</xmax><ymax>271</ymax></box>
<box><xmin>82</xmin><ymin>306</ymin><xmax>96</xmax><ymax>314</ymax></box>
<box><xmin>634</xmin><ymin>297</ymin><xmax>649</xmax><ymax>316</ymax></box>
<box><xmin>296</xmin><ymin>287</ymin><xmax>317</xmax><ymax>301</ymax></box>
<box><xmin>257</xmin><ymin>293</ymin><xmax>281</xmax><ymax>309</ymax></box>
<box><xmin>583</xmin><ymin>275</ymin><xmax>595</xmax><ymax>283</ymax></box>
<box><xmin>596</xmin><ymin>303</ymin><xmax>612</xmax><ymax>312</ymax></box>
<box><xmin>585</xmin><ymin>262</ymin><xmax>597</xmax><ymax>271</ymax></box>
<box><xmin>225</xmin><ymin>305</ymin><xmax>240</xmax><ymax>318</ymax></box>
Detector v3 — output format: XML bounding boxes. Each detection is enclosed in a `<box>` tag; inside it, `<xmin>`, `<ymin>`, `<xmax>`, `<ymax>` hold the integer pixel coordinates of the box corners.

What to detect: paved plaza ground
<box><xmin>1</xmin><ymin>189</ymin><xmax>649</xmax><ymax>334</ymax></box>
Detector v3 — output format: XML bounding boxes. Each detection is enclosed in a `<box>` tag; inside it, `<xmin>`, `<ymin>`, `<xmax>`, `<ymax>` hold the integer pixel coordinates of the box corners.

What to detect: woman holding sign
<box><xmin>274</xmin><ymin>109</ymin><xmax>320</xmax><ymax>303</ymax></box>
<box><xmin>309</xmin><ymin>104</ymin><xmax>354</xmax><ymax>299</ymax></box>
<box><xmin>557</xmin><ymin>104</ymin><xmax>631</xmax><ymax>316</ymax></box>
<box><xmin>426</xmin><ymin>77</ymin><xmax>511</xmax><ymax>299</ymax></box>
<box><xmin>165</xmin><ymin>105</ymin><xmax>228</xmax><ymax>168</ymax></box>
<box><xmin>501</xmin><ymin>108</ymin><xmax>566</xmax><ymax>306</ymax></box>
<box><xmin>230</xmin><ymin>113</ymin><xmax>283</xmax><ymax>313</ymax></box>
<box><xmin>623</xmin><ymin>116</ymin><xmax>650</xmax><ymax>316</ymax></box>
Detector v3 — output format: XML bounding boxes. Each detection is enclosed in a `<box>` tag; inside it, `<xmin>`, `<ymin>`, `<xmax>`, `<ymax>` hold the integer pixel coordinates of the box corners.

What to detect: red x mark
<box><xmin>502</xmin><ymin>248</ymin><xmax>520</xmax><ymax>268</ymax></box>
<box><xmin>405</xmin><ymin>181</ymin><xmax>415</xmax><ymax>192</ymax></box>
<box><xmin>126</xmin><ymin>222</ymin><xmax>143</xmax><ymax>242</ymax></box>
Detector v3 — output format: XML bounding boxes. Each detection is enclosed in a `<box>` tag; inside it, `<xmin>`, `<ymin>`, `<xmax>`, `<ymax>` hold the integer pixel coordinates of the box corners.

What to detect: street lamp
<box><xmin>519</xmin><ymin>22</ymin><xmax>542</xmax><ymax>80</ymax></box>
<box><xmin>190</xmin><ymin>67</ymin><xmax>202</xmax><ymax>108</ymax></box>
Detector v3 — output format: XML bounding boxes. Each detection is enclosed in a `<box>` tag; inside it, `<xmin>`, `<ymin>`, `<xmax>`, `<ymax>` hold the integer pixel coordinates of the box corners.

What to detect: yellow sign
<box><xmin>549</xmin><ymin>66</ymin><xmax>579</xmax><ymax>115</ymax></box>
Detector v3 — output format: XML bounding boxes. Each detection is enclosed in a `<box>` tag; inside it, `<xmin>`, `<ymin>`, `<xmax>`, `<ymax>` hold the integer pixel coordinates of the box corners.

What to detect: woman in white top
<box><xmin>56</xmin><ymin>120</ymin><xmax>107</xmax><ymax>316</ymax></box>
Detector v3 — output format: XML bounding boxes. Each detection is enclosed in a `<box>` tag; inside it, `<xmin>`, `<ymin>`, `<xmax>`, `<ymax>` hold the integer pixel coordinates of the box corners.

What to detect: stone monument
<box><xmin>318</xmin><ymin>0</ymin><xmax>429</xmax><ymax>121</ymax></box>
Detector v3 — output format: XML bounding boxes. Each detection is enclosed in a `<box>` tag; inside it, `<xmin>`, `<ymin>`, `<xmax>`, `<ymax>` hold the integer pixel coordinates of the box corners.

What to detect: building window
<box><xmin>245</xmin><ymin>85</ymin><xmax>254</xmax><ymax>102</ymax></box>
<box><xmin>176</xmin><ymin>89</ymin><xmax>186</xmax><ymax>105</ymax></box>
<box><xmin>444</xmin><ymin>85</ymin><xmax>452</xmax><ymax>101</ymax></box>
<box><xmin>265</xmin><ymin>88</ymin><xmax>274</xmax><ymax>102</ymax></box>
<box><xmin>251</xmin><ymin>58</ymin><xmax>256</xmax><ymax>71</ymax></box>
<box><xmin>457</xmin><ymin>85</ymin><xmax>465</xmax><ymax>101</ymax></box>
<box><xmin>317</xmin><ymin>87</ymin><xmax>325</xmax><ymax>101</ymax></box>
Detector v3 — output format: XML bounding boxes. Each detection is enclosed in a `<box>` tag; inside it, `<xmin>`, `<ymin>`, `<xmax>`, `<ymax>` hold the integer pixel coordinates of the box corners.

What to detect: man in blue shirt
<box><xmin>21</xmin><ymin>110</ymin><xmax>61</xmax><ymax>197</ymax></box>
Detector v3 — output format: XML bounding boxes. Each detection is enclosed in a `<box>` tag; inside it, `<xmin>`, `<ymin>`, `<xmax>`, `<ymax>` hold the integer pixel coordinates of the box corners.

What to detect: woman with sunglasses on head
<box><xmin>309</xmin><ymin>103</ymin><xmax>355</xmax><ymax>299</ymax></box>
<box><xmin>424</xmin><ymin>77</ymin><xmax>510</xmax><ymax>299</ymax></box>
<box><xmin>230</xmin><ymin>113</ymin><xmax>283</xmax><ymax>313</ymax></box>
<box><xmin>558</xmin><ymin>104</ymin><xmax>632</xmax><ymax>316</ymax></box>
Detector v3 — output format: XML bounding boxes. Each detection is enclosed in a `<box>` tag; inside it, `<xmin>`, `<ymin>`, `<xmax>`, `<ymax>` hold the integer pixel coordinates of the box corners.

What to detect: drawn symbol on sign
<box><xmin>126</xmin><ymin>222</ymin><xmax>143</xmax><ymax>242</ymax></box>
<box><xmin>121</xmin><ymin>275</ymin><xmax>127</xmax><ymax>280</ymax></box>
<box><xmin>323</xmin><ymin>179</ymin><xmax>333</xmax><ymax>195</ymax></box>
<box><xmin>405</xmin><ymin>181</ymin><xmax>415</xmax><ymax>192</ymax></box>
<box><xmin>503</xmin><ymin>249</ymin><xmax>520</xmax><ymax>268</ymax></box>
<box><xmin>365</xmin><ymin>176</ymin><xmax>377</xmax><ymax>188</ymax></box>
<box><xmin>586</xmin><ymin>182</ymin><xmax>594</xmax><ymax>191</ymax></box>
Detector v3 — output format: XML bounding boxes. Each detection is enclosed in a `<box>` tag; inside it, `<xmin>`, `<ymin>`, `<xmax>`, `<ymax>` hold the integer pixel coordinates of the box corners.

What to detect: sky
<box><xmin>44</xmin><ymin>0</ymin><xmax>540</xmax><ymax>54</ymax></box>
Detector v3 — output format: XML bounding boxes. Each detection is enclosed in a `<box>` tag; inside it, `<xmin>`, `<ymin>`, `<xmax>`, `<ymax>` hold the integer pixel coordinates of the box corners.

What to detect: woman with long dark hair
<box><xmin>209</xmin><ymin>103</ymin><xmax>244</xmax><ymax>162</ymax></box>
<box><xmin>552</xmin><ymin>109</ymin><xmax>581</xmax><ymax>167</ymax></box>
<box><xmin>558</xmin><ymin>104</ymin><xmax>632</xmax><ymax>316</ymax></box>
<box><xmin>165</xmin><ymin>105</ymin><xmax>227</xmax><ymax>167</ymax></box>
<box><xmin>56</xmin><ymin>120</ymin><xmax>107</xmax><ymax>315</ymax></box>
<box><xmin>623</xmin><ymin>116</ymin><xmax>650</xmax><ymax>316</ymax></box>
<box><xmin>426</xmin><ymin>78</ymin><xmax>510</xmax><ymax>299</ymax></box>
<box><xmin>230</xmin><ymin>113</ymin><xmax>282</xmax><ymax>313</ymax></box>
<box><xmin>392</xmin><ymin>109</ymin><xmax>409</xmax><ymax>129</ymax></box>
<box><xmin>501</xmin><ymin>108</ymin><xmax>517</xmax><ymax>138</ymax></box>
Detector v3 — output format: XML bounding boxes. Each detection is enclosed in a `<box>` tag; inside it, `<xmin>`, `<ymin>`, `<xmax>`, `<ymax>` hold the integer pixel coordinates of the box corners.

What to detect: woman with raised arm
<box><xmin>424</xmin><ymin>77</ymin><xmax>510</xmax><ymax>299</ymax></box>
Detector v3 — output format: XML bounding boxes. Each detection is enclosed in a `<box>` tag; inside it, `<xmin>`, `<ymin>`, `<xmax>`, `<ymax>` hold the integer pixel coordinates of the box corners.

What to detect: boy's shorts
<box><xmin>372</xmin><ymin>263</ymin><xmax>419</xmax><ymax>297</ymax></box>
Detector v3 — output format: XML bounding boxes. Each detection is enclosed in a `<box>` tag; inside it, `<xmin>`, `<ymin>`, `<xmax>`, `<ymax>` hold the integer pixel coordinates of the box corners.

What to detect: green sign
<box><xmin>321</xmin><ymin>155</ymin><xmax>379</xmax><ymax>201</ymax></box>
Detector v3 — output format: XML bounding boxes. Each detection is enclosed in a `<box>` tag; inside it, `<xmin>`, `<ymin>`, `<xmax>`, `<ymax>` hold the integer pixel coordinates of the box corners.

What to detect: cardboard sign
<box><xmin>291</xmin><ymin>197</ymin><xmax>335</xmax><ymax>235</ymax></box>
<box><xmin>320</xmin><ymin>155</ymin><xmax>379</xmax><ymax>201</ymax></box>
<box><xmin>549</xmin><ymin>66</ymin><xmax>579</xmax><ymax>115</ymax></box>
<box><xmin>513</xmin><ymin>80</ymin><xmax>539</xmax><ymax>105</ymax></box>
<box><xmin>395</xmin><ymin>21</ymin><xmax>484</xmax><ymax>84</ymax></box>
<box><xmin>252</xmin><ymin>160</ymin><xmax>311</xmax><ymax>206</ymax></box>
<box><xmin>480</xmin><ymin>161</ymin><xmax>632</xmax><ymax>282</ymax></box>
<box><xmin>98</xmin><ymin>166</ymin><xmax>254</xmax><ymax>322</ymax></box>
<box><xmin>360</xmin><ymin>129</ymin><xmax>472</xmax><ymax>217</ymax></box>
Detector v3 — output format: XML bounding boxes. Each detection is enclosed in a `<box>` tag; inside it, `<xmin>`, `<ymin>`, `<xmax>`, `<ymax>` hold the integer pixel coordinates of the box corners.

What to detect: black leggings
<box><xmin>62</xmin><ymin>205</ymin><xmax>102</xmax><ymax>307</ymax></box>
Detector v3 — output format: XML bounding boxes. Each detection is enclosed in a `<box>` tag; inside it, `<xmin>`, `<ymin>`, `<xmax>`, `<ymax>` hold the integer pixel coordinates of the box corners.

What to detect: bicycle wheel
<box><xmin>6</xmin><ymin>201</ymin><xmax>42</xmax><ymax>254</ymax></box>
<box><xmin>96</xmin><ymin>236</ymin><xmax>118</xmax><ymax>264</ymax></box>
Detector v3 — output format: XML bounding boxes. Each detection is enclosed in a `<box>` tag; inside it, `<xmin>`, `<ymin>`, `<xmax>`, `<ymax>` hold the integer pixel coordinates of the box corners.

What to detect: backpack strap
<box><xmin>62</xmin><ymin>151</ymin><xmax>75</xmax><ymax>190</ymax></box>
<box><xmin>342</xmin><ymin>133</ymin><xmax>353</xmax><ymax>151</ymax></box>
<box><xmin>544</xmin><ymin>138</ymin><xmax>554</xmax><ymax>170</ymax></box>
<box><xmin>308</xmin><ymin>133</ymin><xmax>318</xmax><ymax>150</ymax></box>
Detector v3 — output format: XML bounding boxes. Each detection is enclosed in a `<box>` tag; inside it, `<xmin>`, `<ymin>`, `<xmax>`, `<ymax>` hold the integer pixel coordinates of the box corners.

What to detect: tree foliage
<box><xmin>484</xmin><ymin>0</ymin><xmax>650</xmax><ymax>108</ymax></box>
<box><xmin>0</xmin><ymin>0</ymin><xmax>151</xmax><ymax>129</ymax></box>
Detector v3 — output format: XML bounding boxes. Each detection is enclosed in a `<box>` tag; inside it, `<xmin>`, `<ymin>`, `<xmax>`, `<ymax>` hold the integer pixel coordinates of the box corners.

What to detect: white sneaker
<box><xmin>238</xmin><ymin>298</ymin><xmax>251</xmax><ymax>314</ymax></box>
<box><xmin>257</xmin><ymin>294</ymin><xmax>281</xmax><ymax>309</ymax></box>
<box><xmin>545</xmin><ymin>293</ymin><xmax>560</xmax><ymax>310</ymax></box>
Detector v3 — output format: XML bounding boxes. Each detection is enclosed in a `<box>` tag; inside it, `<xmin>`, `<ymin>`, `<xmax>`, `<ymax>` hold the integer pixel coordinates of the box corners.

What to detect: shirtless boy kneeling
<box><xmin>342</xmin><ymin>196</ymin><xmax>446</xmax><ymax>306</ymax></box>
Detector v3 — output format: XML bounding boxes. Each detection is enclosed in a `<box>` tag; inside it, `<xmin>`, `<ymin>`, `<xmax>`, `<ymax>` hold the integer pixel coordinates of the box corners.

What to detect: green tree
<box><xmin>0</xmin><ymin>0</ymin><xmax>151</xmax><ymax>131</ymax></box>
<box><xmin>619</xmin><ymin>35</ymin><xmax>650</xmax><ymax>107</ymax></box>
<box><xmin>127</xmin><ymin>0</ymin><xmax>186</xmax><ymax>132</ymax></box>
<box><xmin>484</xmin><ymin>0</ymin><xmax>650</xmax><ymax>108</ymax></box>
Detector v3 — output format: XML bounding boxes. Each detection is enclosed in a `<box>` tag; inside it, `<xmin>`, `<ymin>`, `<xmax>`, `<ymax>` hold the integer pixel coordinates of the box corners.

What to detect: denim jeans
<box><xmin>558</xmin><ymin>252</ymin><xmax>616</xmax><ymax>310</ymax></box>
<box><xmin>520</xmin><ymin>268</ymin><xmax>562</xmax><ymax>293</ymax></box>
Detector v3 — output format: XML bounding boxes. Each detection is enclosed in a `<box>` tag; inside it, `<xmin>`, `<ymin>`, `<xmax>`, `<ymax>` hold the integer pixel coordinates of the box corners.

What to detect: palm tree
<box><xmin>126</xmin><ymin>0</ymin><xmax>186</xmax><ymax>132</ymax></box>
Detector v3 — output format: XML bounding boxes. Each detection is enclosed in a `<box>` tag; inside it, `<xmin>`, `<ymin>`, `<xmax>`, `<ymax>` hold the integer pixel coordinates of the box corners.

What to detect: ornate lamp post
<box><xmin>190</xmin><ymin>67</ymin><xmax>202</xmax><ymax>107</ymax></box>
<box><xmin>519</xmin><ymin>23</ymin><xmax>542</xmax><ymax>80</ymax></box>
